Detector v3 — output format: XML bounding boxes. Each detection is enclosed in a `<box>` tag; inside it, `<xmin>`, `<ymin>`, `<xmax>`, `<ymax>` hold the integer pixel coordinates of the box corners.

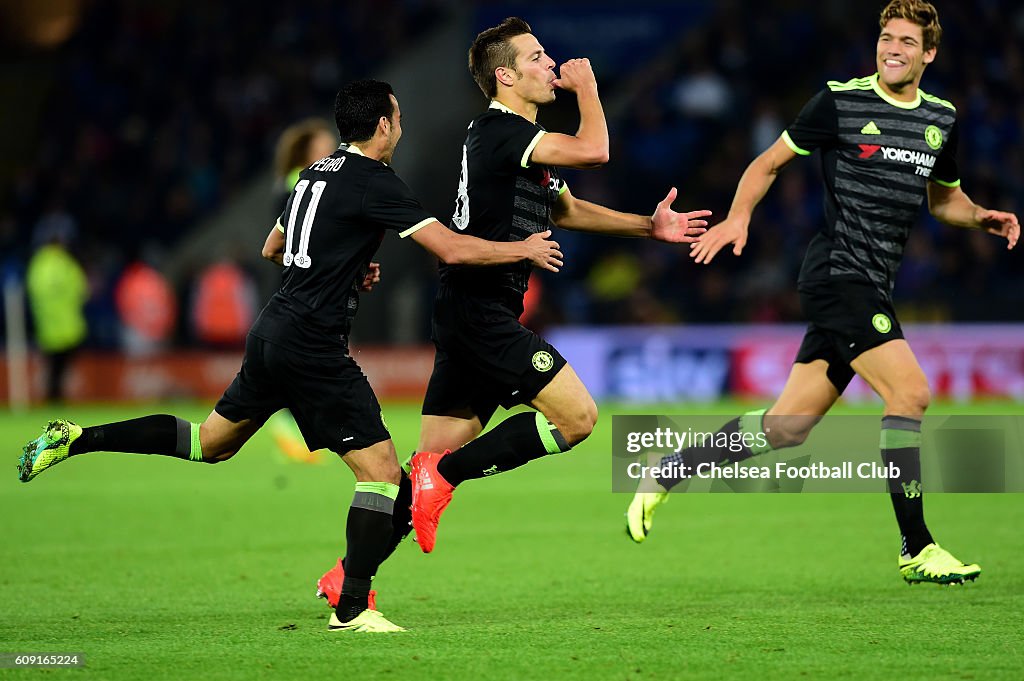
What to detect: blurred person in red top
<box><xmin>191</xmin><ymin>258</ymin><xmax>257</xmax><ymax>349</ymax></box>
<box><xmin>115</xmin><ymin>247</ymin><xmax>177</xmax><ymax>355</ymax></box>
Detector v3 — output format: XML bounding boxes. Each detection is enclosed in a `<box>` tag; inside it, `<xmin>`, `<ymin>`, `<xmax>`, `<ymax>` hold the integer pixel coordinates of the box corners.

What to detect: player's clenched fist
<box><xmin>552</xmin><ymin>58</ymin><xmax>597</xmax><ymax>93</ymax></box>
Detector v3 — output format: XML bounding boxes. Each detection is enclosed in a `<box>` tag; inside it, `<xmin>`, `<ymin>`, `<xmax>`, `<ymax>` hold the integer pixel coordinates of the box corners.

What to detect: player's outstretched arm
<box><xmin>552</xmin><ymin>185</ymin><xmax>710</xmax><ymax>242</ymax></box>
<box><xmin>530</xmin><ymin>58</ymin><xmax>609</xmax><ymax>169</ymax></box>
<box><xmin>927</xmin><ymin>183</ymin><xmax>1020</xmax><ymax>250</ymax></box>
<box><xmin>411</xmin><ymin>221</ymin><xmax>563</xmax><ymax>272</ymax></box>
<box><xmin>261</xmin><ymin>223</ymin><xmax>286</xmax><ymax>265</ymax></box>
<box><xmin>690</xmin><ymin>137</ymin><xmax>797</xmax><ymax>264</ymax></box>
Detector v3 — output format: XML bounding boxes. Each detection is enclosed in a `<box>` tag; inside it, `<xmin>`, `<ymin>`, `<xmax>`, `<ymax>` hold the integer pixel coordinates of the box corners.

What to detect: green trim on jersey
<box><xmin>920</xmin><ymin>91</ymin><xmax>956</xmax><ymax>111</ymax></box>
<box><xmin>521</xmin><ymin>130</ymin><xmax>546</xmax><ymax>168</ymax></box>
<box><xmin>930</xmin><ymin>177</ymin><xmax>961</xmax><ymax>188</ymax></box>
<box><xmin>869</xmin><ymin>74</ymin><xmax>921</xmax><ymax>109</ymax></box>
<box><xmin>399</xmin><ymin>217</ymin><xmax>434</xmax><ymax>239</ymax></box>
<box><xmin>781</xmin><ymin>130</ymin><xmax>811</xmax><ymax>156</ymax></box>
<box><xmin>827</xmin><ymin>75</ymin><xmax>874</xmax><ymax>92</ymax></box>
<box><xmin>828</xmin><ymin>74</ymin><xmax>923</xmax><ymax>108</ymax></box>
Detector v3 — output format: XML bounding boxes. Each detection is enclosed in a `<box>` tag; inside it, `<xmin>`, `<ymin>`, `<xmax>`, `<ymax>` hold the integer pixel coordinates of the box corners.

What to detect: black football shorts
<box><xmin>215</xmin><ymin>334</ymin><xmax>390</xmax><ymax>454</ymax></box>
<box><xmin>421</xmin><ymin>288</ymin><xmax>566</xmax><ymax>424</ymax></box>
<box><xmin>794</xmin><ymin>278</ymin><xmax>904</xmax><ymax>393</ymax></box>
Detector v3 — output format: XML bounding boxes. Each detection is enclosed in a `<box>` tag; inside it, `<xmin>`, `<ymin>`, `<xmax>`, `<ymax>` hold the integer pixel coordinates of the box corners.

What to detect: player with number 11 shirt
<box><xmin>17</xmin><ymin>80</ymin><xmax>562</xmax><ymax>633</ymax></box>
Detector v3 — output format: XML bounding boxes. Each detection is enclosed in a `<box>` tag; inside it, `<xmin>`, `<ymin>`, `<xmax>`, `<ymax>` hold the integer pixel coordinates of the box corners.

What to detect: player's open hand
<box><xmin>359</xmin><ymin>262</ymin><xmax>381</xmax><ymax>291</ymax></box>
<box><xmin>524</xmin><ymin>230</ymin><xmax>563</xmax><ymax>273</ymax></box>
<box><xmin>689</xmin><ymin>215</ymin><xmax>750</xmax><ymax>264</ymax></box>
<box><xmin>650</xmin><ymin>187</ymin><xmax>711</xmax><ymax>244</ymax></box>
<box><xmin>552</xmin><ymin>58</ymin><xmax>597</xmax><ymax>93</ymax></box>
<box><xmin>978</xmin><ymin>208</ymin><xmax>1020</xmax><ymax>249</ymax></box>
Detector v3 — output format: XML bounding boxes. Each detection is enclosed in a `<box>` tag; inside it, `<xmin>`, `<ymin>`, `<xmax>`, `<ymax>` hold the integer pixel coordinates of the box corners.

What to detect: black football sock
<box><xmin>68</xmin><ymin>415</ymin><xmax>203</xmax><ymax>461</ymax></box>
<box><xmin>342</xmin><ymin>469</ymin><xmax>413</xmax><ymax>571</ymax></box>
<box><xmin>436</xmin><ymin>411</ymin><xmax>571</xmax><ymax>487</ymax></box>
<box><xmin>655</xmin><ymin>410</ymin><xmax>774</xmax><ymax>490</ymax></box>
<box><xmin>336</xmin><ymin>482</ymin><xmax>398</xmax><ymax>622</ymax></box>
<box><xmin>881</xmin><ymin>416</ymin><xmax>933</xmax><ymax>556</ymax></box>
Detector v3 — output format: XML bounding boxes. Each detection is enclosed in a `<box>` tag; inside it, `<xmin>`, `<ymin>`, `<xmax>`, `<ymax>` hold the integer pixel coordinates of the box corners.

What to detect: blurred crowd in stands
<box><xmin>2</xmin><ymin>0</ymin><xmax>1021</xmax><ymax>355</ymax></box>
<box><xmin>2</xmin><ymin>0</ymin><xmax>445</xmax><ymax>350</ymax></box>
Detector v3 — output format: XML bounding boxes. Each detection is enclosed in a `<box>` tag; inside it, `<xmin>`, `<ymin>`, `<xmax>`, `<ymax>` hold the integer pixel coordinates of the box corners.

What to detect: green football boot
<box><xmin>625</xmin><ymin>489</ymin><xmax>668</xmax><ymax>543</ymax></box>
<box><xmin>327</xmin><ymin>609</ymin><xmax>406</xmax><ymax>633</ymax></box>
<box><xmin>18</xmin><ymin>419</ymin><xmax>82</xmax><ymax>483</ymax></box>
<box><xmin>899</xmin><ymin>543</ymin><xmax>981</xmax><ymax>585</ymax></box>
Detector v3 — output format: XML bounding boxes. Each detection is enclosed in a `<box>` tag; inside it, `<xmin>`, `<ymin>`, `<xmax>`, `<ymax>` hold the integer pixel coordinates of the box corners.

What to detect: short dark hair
<box><xmin>333</xmin><ymin>80</ymin><xmax>395</xmax><ymax>143</ymax></box>
<box><xmin>468</xmin><ymin>17</ymin><xmax>533</xmax><ymax>99</ymax></box>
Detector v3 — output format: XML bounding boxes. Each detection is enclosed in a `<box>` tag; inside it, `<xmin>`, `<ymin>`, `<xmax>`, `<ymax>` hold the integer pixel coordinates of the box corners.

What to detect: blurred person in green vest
<box><xmin>26</xmin><ymin>231</ymin><xmax>89</xmax><ymax>403</ymax></box>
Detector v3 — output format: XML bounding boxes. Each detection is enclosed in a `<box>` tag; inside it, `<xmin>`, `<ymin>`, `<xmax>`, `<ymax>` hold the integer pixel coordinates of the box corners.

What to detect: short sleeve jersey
<box><xmin>440</xmin><ymin>101</ymin><xmax>567</xmax><ymax>308</ymax></box>
<box><xmin>251</xmin><ymin>144</ymin><xmax>434</xmax><ymax>354</ymax></box>
<box><xmin>782</xmin><ymin>73</ymin><xmax>959</xmax><ymax>299</ymax></box>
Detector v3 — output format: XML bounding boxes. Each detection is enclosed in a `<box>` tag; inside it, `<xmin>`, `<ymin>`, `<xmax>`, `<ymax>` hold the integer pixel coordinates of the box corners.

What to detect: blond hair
<box><xmin>273</xmin><ymin>118</ymin><xmax>335</xmax><ymax>179</ymax></box>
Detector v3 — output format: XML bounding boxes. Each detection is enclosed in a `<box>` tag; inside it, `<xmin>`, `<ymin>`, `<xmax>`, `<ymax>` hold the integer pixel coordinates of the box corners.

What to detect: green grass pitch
<box><xmin>2</xmin><ymin>401</ymin><xmax>1022</xmax><ymax>680</ymax></box>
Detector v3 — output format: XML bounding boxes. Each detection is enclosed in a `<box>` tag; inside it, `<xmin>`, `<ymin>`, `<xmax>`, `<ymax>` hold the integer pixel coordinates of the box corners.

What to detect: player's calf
<box><xmin>762</xmin><ymin>413</ymin><xmax>821</xmax><ymax>449</ymax></box>
<box><xmin>436</xmin><ymin>411</ymin><xmax>573</xmax><ymax>486</ymax></box>
<box><xmin>547</xmin><ymin>397</ymin><xmax>598</xmax><ymax>446</ymax></box>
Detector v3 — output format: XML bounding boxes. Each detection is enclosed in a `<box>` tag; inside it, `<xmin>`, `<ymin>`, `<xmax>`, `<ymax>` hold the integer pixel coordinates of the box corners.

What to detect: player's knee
<box><xmin>196</xmin><ymin>435</ymin><xmax>234</xmax><ymax>462</ymax></box>
<box><xmin>379</xmin><ymin>459</ymin><xmax>402</xmax><ymax>486</ymax></box>
<box><xmin>889</xmin><ymin>382</ymin><xmax>931</xmax><ymax>417</ymax></box>
<box><xmin>359</xmin><ymin>455</ymin><xmax>402</xmax><ymax>485</ymax></box>
<box><xmin>198</xmin><ymin>420</ymin><xmax>247</xmax><ymax>463</ymax></box>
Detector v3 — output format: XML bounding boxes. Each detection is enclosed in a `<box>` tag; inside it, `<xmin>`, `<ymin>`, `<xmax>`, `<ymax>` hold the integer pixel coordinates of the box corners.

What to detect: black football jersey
<box><xmin>251</xmin><ymin>144</ymin><xmax>434</xmax><ymax>354</ymax></box>
<box><xmin>783</xmin><ymin>74</ymin><xmax>959</xmax><ymax>299</ymax></box>
<box><xmin>440</xmin><ymin>101</ymin><xmax>566</xmax><ymax>309</ymax></box>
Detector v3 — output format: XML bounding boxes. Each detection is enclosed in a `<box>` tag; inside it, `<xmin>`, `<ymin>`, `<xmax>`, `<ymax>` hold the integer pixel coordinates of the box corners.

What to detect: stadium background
<box><xmin>1</xmin><ymin>1</ymin><xmax>1022</xmax><ymax>679</ymax></box>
